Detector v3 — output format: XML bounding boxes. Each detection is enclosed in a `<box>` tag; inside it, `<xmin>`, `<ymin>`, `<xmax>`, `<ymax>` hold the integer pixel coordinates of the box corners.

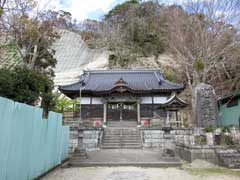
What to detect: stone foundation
<box><xmin>176</xmin><ymin>145</ymin><xmax>219</xmax><ymax>164</ymax></box>
<box><xmin>82</xmin><ymin>130</ymin><xmax>102</xmax><ymax>149</ymax></box>
<box><xmin>142</xmin><ymin>130</ymin><xmax>164</xmax><ymax>148</ymax></box>
<box><xmin>141</xmin><ymin>128</ymin><xmax>193</xmax><ymax>149</ymax></box>
<box><xmin>67</xmin><ymin>123</ymin><xmax>103</xmax><ymax>153</ymax></box>
<box><xmin>69</xmin><ymin>127</ymin><xmax>78</xmax><ymax>153</ymax></box>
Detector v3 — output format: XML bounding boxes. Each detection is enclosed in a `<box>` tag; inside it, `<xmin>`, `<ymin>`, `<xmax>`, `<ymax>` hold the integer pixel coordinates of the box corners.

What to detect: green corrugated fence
<box><xmin>0</xmin><ymin>97</ymin><xmax>69</xmax><ymax>180</ymax></box>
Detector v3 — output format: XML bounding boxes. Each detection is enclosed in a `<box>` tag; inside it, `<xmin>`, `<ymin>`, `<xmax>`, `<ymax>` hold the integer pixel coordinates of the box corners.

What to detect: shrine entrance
<box><xmin>107</xmin><ymin>102</ymin><xmax>137</xmax><ymax>121</ymax></box>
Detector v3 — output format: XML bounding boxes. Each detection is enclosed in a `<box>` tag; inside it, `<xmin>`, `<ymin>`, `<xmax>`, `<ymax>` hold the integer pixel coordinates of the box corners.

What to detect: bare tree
<box><xmin>0</xmin><ymin>0</ymin><xmax>6</xmax><ymax>15</ymax></box>
<box><xmin>166</xmin><ymin>0</ymin><xmax>240</xmax><ymax>125</ymax></box>
<box><xmin>166</xmin><ymin>0</ymin><xmax>240</xmax><ymax>92</ymax></box>
<box><xmin>0</xmin><ymin>0</ymin><xmax>60</xmax><ymax>75</ymax></box>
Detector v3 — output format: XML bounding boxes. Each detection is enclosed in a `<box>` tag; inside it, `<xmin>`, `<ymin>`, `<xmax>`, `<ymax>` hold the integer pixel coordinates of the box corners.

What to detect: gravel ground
<box><xmin>41</xmin><ymin>166</ymin><xmax>240</xmax><ymax>180</ymax></box>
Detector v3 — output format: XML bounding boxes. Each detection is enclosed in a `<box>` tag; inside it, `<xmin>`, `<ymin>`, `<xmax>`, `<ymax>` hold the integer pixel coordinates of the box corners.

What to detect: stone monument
<box><xmin>194</xmin><ymin>83</ymin><xmax>219</xmax><ymax>128</ymax></box>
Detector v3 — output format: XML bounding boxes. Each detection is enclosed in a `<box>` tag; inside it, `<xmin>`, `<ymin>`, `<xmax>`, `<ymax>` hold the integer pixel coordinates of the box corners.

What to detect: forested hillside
<box><xmin>80</xmin><ymin>0</ymin><xmax>240</xmax><ymax>98</ymax></box>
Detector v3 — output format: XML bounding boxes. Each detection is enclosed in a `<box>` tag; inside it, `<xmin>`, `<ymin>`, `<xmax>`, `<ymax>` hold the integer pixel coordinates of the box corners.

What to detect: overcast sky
<box><xmin>38</xmin><ymin>0</ymin><xmax>180</xmax><ymax>21</ymax></box>
<box><xmin>38</xmin><ymin>0</ymin><xmax>130</xmax><ymax>20</ymax></box>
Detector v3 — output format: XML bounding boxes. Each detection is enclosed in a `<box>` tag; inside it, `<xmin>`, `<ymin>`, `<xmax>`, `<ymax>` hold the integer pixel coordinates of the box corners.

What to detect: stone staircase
<box><xmin>72</xmin><ymin>148</ymin><xmax>88</xmax><ymax>159</ymax></box>
<box><xmin>102</xmin><ymin>128</ymin><xmax>142</xmax><ymax>149</ymax></box>
<box><xmin>216</xmin><ymin>147</ymin><xmax>240</xmax><ymax>168</ymax></box>
<box><xmin>107</xmin><ymin>121</ymin><xmax>138</xmax><ymax>127</ymax></box>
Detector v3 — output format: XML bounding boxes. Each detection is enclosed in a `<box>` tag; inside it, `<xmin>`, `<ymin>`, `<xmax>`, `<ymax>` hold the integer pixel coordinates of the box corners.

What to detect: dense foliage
<box><xmin>0</xmin><ymin>67</ymin><xmax>54</xmax><ymax>110</ymax></box>
<box><xmin>54</xmin><ymin>97</ymin><xmax>79</xmax><ymax>113</ymax></box>
<box><xmin>0</xmin><ymin>0</ymin><xmax>68</xmax><ymax>115</ymax></box>
<box><xmin>104</xmin><ymin>1</ymin><xmax>167</xmax><ymax>66</ymax></box>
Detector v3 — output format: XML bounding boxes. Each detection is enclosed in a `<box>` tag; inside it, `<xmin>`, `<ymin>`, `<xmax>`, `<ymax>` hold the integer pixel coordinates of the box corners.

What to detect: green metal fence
<box><xmin>0</xmin><ymin>97</ymin><xmax>69</xmax><ymax>180</ymax></box>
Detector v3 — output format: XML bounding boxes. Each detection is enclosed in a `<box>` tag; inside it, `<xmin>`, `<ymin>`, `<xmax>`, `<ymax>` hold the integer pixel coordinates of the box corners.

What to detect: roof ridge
<box><xmin>84</xmin><ymin>69</ymin><xmax>162</xmax><ymax>73</ymax></box>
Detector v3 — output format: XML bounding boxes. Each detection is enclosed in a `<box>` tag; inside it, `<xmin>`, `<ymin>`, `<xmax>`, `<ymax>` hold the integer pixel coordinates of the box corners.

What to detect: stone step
<box><xmin>72</xmin><ymin>149</ymin><xmax>88</xmax><ymax>160</ymax></box>
<box><xmin>217</xmin><ymin>149</ymin><xmax>238</xmax><ymax>154</ymax></box>
<box><xmin>103</xmin><ymin>139</ymin><xmax>140</xmax><ymax>143</ymax></box>
<box><xmin>104</xmin><ymin>135</ymin><xmax>139</xmax><ymax>138</ymax></box>
<box><xmin>103</xmin><ymin>142</ymin><xmax>140</xmax><ymax>146</ymax></box>
<box><xmin>105</xmin><ymin>129</ymin><xmax>139</xmax><ymax>131</ymax></box>
<box><xmin>102</xmin><ymin>145</ymin><xmax>142</xmax><ymax>149</ymax></box>
<box><xmin>104</xmin><ymin>135</ymin><xmax>139</xmax><ymax>137</ymax></box>
<box><xmin>103</xmin><ymin>140</ymin><xmax>140</xmax><ymax>143</ymax></box>
<box><xmin>104</xmin><ymin>130</ymin><xmax>139</xmax><ymax>133</ymax></box>
<box><xmin>220</xmin><ymin>153</ymin><xmax>240</xmax><ymax>158</ymax></box>
<box><xmin>102</xmin><ymin>127</ymin><xmax>141</xmax><ymax>149</ymax></box>
<box><xmin>104</xmin><ymin>134</ymin><xmax>139</xmax><ymax>136</ymax></box>
<box><xmin>224</xmin><ymin>159</ymin><xmax>240</xmax><ymax>164</ymax></box>
<box><xmin>104</xmin><ymin>133</ymin><xmax>139</xmax><ymax>136</ymax></box>
<box><xmin>107</xmin><ymin>122</ymin><xmax>138</xmax><ymax>127</ymax></box>
<box><xmin>216</xmin><ymin>148</ymin><xmax>240</xmax><ymax>168</ymax></box>
<box><xmin>68</xmin><ymin>161</ymin><xmax>182</xmax><ymax>168</ymax></box>
<box><xmin>104</xmin><ymin>139</ymin><xmax>140</xmax><ymax>141</ymax></box>
<box><xmin>227</xmin><ymin>163</ymin><xmax>240</xmax><ymax>168</ymax></box>
<box><xmin>74</xmin><ymin>152</ymin><xmax>88</xmax><ymax>156</ymax></box>
<box><xmin>72</xmin><ymin>156</ymin><xmax>88</xmax><ymax>160</ymax></box>
<box><xmin>104</xmin><ymin>137</ymin><xmax>139</xmax><ymax>140</ymax></box>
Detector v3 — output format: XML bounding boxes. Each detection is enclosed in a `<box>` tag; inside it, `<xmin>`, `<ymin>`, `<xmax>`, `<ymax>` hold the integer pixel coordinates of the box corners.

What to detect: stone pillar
<box><xmin>137</xmin><ymin>103</ymin><xmax>141</xmax><ymax>126</ymax></box>
<box><xmin>206</xmin><ymin>132</ymin><xmax>214</xmax><ymax>146</ymax></box>
<box><xmin>103</xmin><ymin>103</ymin><xmax>107</xmax><ymax>127</ymax></box>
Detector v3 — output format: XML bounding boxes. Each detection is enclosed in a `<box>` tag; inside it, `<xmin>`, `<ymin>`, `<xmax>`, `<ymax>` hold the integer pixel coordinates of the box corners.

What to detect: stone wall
<box><xmin>142</xmin><ymin>130</ymin><xmax>164</xmax><ymax>148</ymax></box>
<box><xmin>176</xmin><ymin>145</ymin><xmax>219</xmax><ymax>164</ymax></box>
<box><xmin>68</xmin><ymin>127</ymin><xmax>78</xmax><ymax>153</ymax></box>
<box><xmin>82</xmin><ymin>130</ymin><xmax>102</xmax><ymax>149</ymax></box>
<box><xmin>141</xmin><ymin>128</ymin><xmax>193</xmax><ymax>149</ymax></box>
<box><xmin>68</xmin><ymin>125</ymin><xmax>102</xmax><ymax>153</ymax></box>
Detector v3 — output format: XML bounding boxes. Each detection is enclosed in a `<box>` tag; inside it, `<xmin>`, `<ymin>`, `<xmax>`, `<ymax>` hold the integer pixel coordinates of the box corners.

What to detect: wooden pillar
<box><xmin>103</xmin><ymin>103</ymin><xmax>107</xmax><ymax>127</ymax></box>
<box><xmin>137</xmin><ymin>103</ymin><xmax>141</xmax><ymax>126</ymax></box>
<box><xmin>166</xmin><ymin>110</ymin><xmax>170</xmax><ymax>127</ymax></box>
<box><xmin>151</xmin><ymin>95</ymin><xmax>154</xmax><ymax>117</ymax></box>
<box><xmin>175</xmin><ymin>111</ymin><xmax>179</xmax><ymax>127</ymax></box>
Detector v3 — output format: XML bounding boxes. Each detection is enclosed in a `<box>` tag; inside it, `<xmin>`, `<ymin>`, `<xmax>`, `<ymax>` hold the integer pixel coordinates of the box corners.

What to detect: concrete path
<box><xmin>69</xmin><ymin>149</ymin><xmax>181</xmax><ymax>167</ymax></box>
<box><xmin>41</xmin><ymin>166</ymin><xmax>240</xmax><ymax>180</ymax></box>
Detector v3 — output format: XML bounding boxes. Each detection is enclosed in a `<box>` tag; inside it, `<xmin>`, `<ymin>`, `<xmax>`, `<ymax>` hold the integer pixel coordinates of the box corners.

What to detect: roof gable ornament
<box><xmin>114</xmin><ymin>78</ymin><xmax>128</xmax><ymax>87</ymax></box>
<box><xmin>154</xmin><ymin>71</ymin><xmax>162</xmax><ymax>85</ymax></box>
<box><xmin>112</xmin><ymin>78</ymin><xmax>130</xmax><ymax>93</ymax></box>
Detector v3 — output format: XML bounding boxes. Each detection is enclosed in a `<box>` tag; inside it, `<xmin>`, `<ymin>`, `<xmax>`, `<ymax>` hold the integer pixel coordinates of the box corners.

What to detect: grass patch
<box><xmin>184</xmin><ymin>167</ymin><xmax>240</xmax><ymax>177</ymax></box>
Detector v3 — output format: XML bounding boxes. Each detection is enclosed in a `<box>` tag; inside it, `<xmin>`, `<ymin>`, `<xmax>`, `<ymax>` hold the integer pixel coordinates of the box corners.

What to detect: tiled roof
<box><xmin>59</xmin><ymin>70</ymin><xmax>184</xmax><ymax>96</ymax></box>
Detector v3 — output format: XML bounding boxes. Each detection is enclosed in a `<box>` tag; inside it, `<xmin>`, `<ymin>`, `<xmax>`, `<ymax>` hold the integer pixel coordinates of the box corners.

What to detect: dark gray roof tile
<box><xmin>59</xmin><ymin>70</ymin><xmax>184</xmax><ymax>94</ymax></box>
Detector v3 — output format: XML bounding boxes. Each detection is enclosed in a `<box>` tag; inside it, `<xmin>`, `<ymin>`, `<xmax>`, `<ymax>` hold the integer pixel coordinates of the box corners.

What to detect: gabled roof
<box><xmin>218</xmin><ymin>91</ymin><xmax>240</xmax><ymax>102</ymax></box>
<box><xmin>218</xmin><ymin>91</ymin><xmax>240</xmax><ymax>106</ymax></box>
<box><xmin>59</xmin><ymin>70</ymin><xmax>185</xmax><ymax>97</ymax></box>
<box><xmin>159</xmin><ymin>93</ymin><xmax>188</xmax><ymax>109</ymax></box>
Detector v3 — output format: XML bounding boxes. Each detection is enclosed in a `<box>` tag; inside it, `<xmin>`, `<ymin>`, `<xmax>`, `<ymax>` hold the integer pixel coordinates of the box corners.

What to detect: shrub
<box><xmin>220</xmin><ymin>135</ymin><xmax>234</xmax><ymax>145</ymax></box>
<box><xmin>204</xmin><ymin>125</ymin><xmax>215</xmax><ymax>133</ymax></box>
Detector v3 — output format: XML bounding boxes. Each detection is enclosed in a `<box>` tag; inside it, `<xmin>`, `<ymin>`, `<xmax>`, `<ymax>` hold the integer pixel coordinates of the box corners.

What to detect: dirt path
<box><xmin>41</xmin><ymin>166</ymin><xmax>240</xmax><ymax>180</ymax></box>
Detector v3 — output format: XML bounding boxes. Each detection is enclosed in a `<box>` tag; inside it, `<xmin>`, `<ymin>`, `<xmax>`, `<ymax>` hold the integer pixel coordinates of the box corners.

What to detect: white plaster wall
<box><xmin>141</xmin><ymin>96</ymin><xmax>168</xmax><ymax>104</ymax></box>
<box><xmin>154</xmin><ymin>96</ymin><xmax>168</xmax><ymax>104</ymax></box>
<box><xmin>80</xmin><ymin>97</ymin><xmax>91</xmax><ymax>104</ymax></box>
<box><xmin>141</xmin><ymin>97</ymin><xmax>153</xmax><ymax>104</ymax></box>
<box><xmin>92</xmin><ymin>98</ymin><xmax>103</xmax><ymax>104</ymax></box>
